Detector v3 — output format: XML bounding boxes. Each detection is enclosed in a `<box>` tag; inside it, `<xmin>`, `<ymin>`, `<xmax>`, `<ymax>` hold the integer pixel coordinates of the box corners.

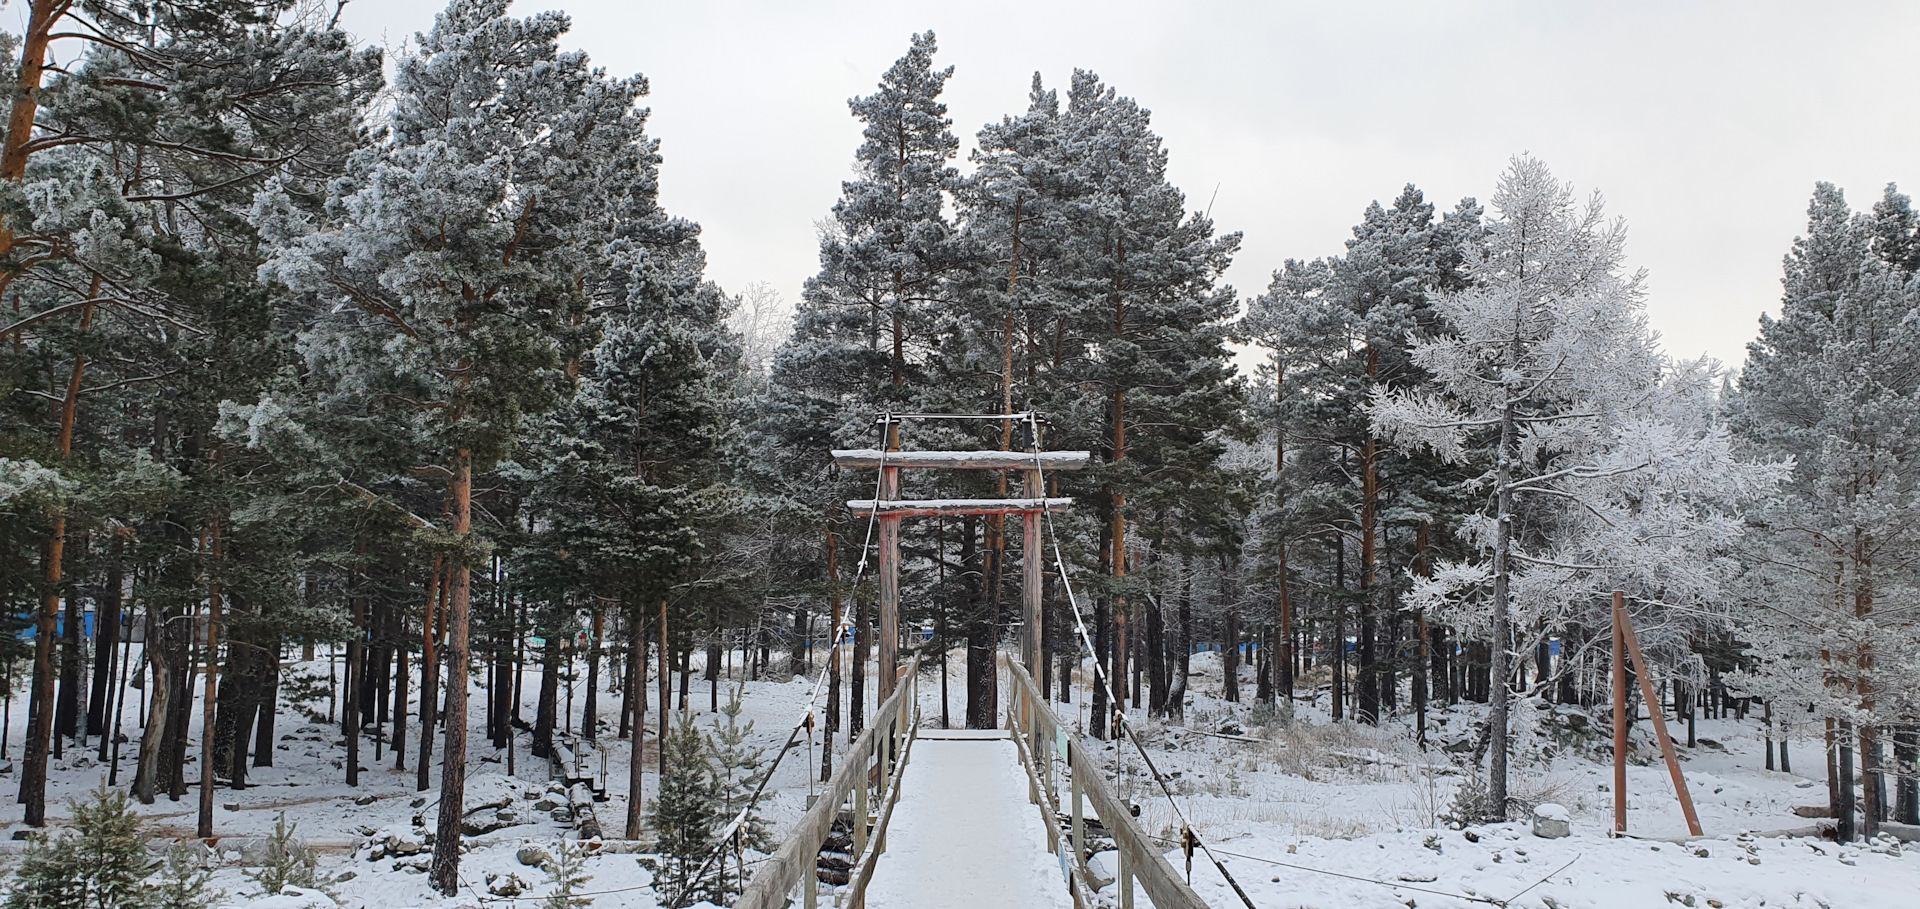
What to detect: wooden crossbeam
<box><xmin>831</xmin><ymin>449</ymin><xmax>1091</xmax><ymax>470</ymax></box>
<box><xmin>846</xmin><ymin>497</ymin><xmax>1073</xmax><ymax>517</ymax></box>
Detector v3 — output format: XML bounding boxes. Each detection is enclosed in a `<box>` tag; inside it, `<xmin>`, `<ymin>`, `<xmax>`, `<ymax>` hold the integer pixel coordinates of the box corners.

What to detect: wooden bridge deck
<box><xmin>862</xmin><ymin>730</ymin><xmax>1074</xmax><ymax>909</ymax></box>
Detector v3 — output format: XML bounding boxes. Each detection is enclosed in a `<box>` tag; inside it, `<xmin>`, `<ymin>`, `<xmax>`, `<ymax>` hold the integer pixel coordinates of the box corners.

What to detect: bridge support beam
<box><xmin>878</xmin><ymin>466</ymin><xmax>900</xmax><ymax>702</ymax></box>
<box><xmin>1023</xmin><ymin>467</ymin><xmax>1043</xmax><ymax>679</ymax></box>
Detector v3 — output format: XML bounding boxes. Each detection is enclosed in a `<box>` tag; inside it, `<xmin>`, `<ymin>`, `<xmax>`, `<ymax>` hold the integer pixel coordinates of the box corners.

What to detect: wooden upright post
<box><xmin>877</xmin><ymin>464</ymin><xmax>901</xmax><ymax>702</ymax></box>
<box><xmin>1022</xmin><ymin>466</ymin><xmax>1043</xmax><ymax>678</ymax></box>
<box><xmin>1613</xmin><ymin>591</ymin><xmax>1628</xmax><ymax>834</ymax></box>
<box><xmin>1616</xmin><ymin>593</ymin><xmax>1704</xmax><ymax>837</ymax></box>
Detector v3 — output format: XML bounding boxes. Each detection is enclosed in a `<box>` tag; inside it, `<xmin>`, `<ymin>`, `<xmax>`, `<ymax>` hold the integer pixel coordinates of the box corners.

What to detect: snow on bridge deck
<box><xmin>863</xmin><ymin>730</ymin><xmax>1075</xmax><ymax>909</ymax></box>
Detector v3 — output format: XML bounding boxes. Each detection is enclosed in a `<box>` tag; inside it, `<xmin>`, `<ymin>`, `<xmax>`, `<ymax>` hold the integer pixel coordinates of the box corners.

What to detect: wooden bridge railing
<box><xmin>734</xmin><ymin>656</ymin><xmax>920</xmax><ymax>909</ymax></box>
<box><xmin>1002</xmin><ymin>654</ymin><xmax>1211</xmax><ymax>909</ymax></box>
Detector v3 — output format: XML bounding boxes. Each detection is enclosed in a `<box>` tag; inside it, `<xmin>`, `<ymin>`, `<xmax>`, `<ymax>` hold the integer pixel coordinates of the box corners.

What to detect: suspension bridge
<box><xmin>731</xmin><ymin>425</ymin><xmax>1216</xmax><ymax>909</ymax></box>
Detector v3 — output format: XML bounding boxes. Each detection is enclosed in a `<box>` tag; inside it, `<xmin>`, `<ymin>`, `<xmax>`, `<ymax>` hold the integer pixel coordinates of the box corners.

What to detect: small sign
<box><xmin>1057</xmin><ymin>837</ymin><xmax>1072</xmax><ymax>884</ymax></box>
<box><xmin>1055</xmin><ymin>727</ymin><xmax>1069</xmax><ymax>761</ymax></box>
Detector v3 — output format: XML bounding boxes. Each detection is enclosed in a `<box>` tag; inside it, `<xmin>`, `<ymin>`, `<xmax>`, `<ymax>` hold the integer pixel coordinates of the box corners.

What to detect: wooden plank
<box><xmin>833</xmin><ymin>449</ymin><xmax>1092</xmax><ymax>470</ymax></box>
<box><xmin>847</xmin><ymin>497</ymin><xmax>1073</xmax><ymax>517</ymax></box>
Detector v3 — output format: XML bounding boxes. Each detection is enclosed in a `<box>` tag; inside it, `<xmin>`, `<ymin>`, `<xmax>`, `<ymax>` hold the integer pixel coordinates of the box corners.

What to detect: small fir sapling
<box><xmin>541</xmin><ymin>840</ymin><xmax>593</xmax><ymax>909</ymax></box>
<box><xmin>646</xmin><ymin>710</ymin><xmax>720</xmax><ymax>907</ymax></box>
<box><xmin>151</xmin><ymin>846</ymin><xmax>222</xmax><ymax>909</ymax></box>
<box><xmin>4</xmin><ymin>786</ymin><xmax>149</xmax><ymax>909</ymax></box>
<box><xmin>707</xmin><ymin>684</ymin><xmax>772</xmax><ymax>852</ymax></box>
<box><xmin>248</xmin><ymin>812</ymin><xmax>331</xmax><ymax>896</ymax></box>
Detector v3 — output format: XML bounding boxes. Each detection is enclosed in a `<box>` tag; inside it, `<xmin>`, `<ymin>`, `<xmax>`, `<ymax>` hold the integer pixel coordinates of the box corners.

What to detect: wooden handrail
<box><xmin>734</xmin><ymin>656</ymin><xmax>919</xmax><ymax>909</ymax></box>
<box><xmin>1002</xmin><ymin>655</ymin><xmax>1212</xmax><ymax>909</ymax></box>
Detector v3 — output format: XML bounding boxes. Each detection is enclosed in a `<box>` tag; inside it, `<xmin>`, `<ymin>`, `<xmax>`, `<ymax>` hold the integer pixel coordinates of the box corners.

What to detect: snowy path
<box><xmin>863</xmin><ymin>731</ymin><xmax>1074</xmax><ymax>909</ymax></box>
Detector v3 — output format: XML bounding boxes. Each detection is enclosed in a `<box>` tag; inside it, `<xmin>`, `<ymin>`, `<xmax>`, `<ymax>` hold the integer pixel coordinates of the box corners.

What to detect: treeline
<box><xmin>1</xmin><ymin>17</ymin><xmax>1915</xmax><ymax>909</ymax></box>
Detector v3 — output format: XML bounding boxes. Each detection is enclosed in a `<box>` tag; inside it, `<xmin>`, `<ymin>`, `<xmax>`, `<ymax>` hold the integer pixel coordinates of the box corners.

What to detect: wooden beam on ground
<box><xmin>847</xmin><ymin>497</ymin><xmax>1073</xmax><ymax>518</ymax></box>
<box><xmin>832</xmin><ymin>449</ymin><xmax>1091</xmax><ymax>471</ymax></box>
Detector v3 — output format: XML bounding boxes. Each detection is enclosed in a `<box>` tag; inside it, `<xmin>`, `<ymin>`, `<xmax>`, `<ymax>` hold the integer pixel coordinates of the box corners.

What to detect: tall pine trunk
<box><xmin>430</xmin><ymin>451</ymin><xmax>474</xmax><ymax>895</ymax></box>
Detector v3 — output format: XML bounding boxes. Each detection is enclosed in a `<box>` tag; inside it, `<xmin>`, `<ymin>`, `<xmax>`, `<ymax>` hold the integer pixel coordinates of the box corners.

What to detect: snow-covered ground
<box><xmin>0</xmin><ymin>645</ymin><xmax>1912</xmax><ymax>909</ymax></box>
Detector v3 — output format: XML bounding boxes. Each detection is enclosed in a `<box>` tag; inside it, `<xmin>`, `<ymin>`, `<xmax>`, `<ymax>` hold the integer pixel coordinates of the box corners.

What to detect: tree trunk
<box><xmin>418</xmin><ymin>558</ymin><xmax>443</xmax><ymax>790</ymax></box>
<box><xmin>87</xmin><ymin>538</ymin><xmax>123</xmax><ymax>738</ymax></box>
<box><xmin>56</xmin><ymin>578</ymin><xmax>82</xmax><ymax>742</ymax></box>
<box><xmin>199</xmin><ymin>514</ymin><xmax>223</xmax><ymax>838</ymax></box>
<box><xmin>1837</xmin><ymin>718</ymin><xmax>1857</xmax><ymax>843</ymax></box>
<box><xmin>1223</xmin><ymin>600</ymin><xmax>1240</xmax><ymax>703</ymax></box>
<box><xmin>625</xmin><ymin>604</ymin><xmax>648</xmax><ymax>840</ymax></box>
<box><xmin>534</xmin><ymin>635</ymin><xmax>559</xmax><ymax>759</ymax></box>
<box><xmin>584</xmin><ymin>606</ymin><xmax>602</xmax><ymax>742</ymax></box>
<box><xmin>1146</xmin><ymin>597</ymin><xmax>1167</xmax><ymax>715</ymax></box>
<box><xmin>133</xmin><ymin>603</ymin><xmax>175</xmax><ymax>805</ymax></box>
<box><xmin>252</xmin><ymin>651</ymin><xmax>279</xmax><ymax>768</ymax></box>
<box><xmin>1893</xmin><ymin>725</ymin><xmax>1918</xmax><ymax>825</ymax></box>
<box><xmin>429</xmin><ymin>451</ymin><xmax>475</xmax><ymax>896</ymax></box>
<box><xmin>1488</xmin><ymin>395</ymin><xmax>1518</xmax><ymax>819</ymax></box>
<box><xmin>791</xmin><ymin>605</ymin><xmax>808</xmax><ymax>678</ymax></box>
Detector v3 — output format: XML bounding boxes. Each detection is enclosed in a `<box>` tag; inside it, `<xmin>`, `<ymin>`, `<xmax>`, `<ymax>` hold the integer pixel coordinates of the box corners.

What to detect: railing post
<box><xmin>1071</xmin><ymin>755</ymin><xmax>1083</xmax><ymax>874</ymax></box>
<box><xmin>1119</xmin><ymin>844</ymin><xmax>1135</xmax><ymax>909</ymax></box>
<box><xmin>853</xmin><ymin>757</ymin><xmax>868</xmax><ymax>858</ymax></box>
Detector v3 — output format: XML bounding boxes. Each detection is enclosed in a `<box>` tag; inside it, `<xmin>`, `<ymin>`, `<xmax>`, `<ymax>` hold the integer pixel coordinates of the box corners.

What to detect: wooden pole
<box><xmin>877</xmin><ymin>465</ymin><xmax>900</xmax><ymax>702</ymax></box>
<box><xmin>1612</xmin><ymin>591</ymin><xmax>1628</xmax><ymax>834</ymax></box>
<box><xmin>1616</xmin><ymin>595</ymin><xmax>1703</xmax><ymax>837</ymax></box>
<box><xmin>1023</xmin><ymin>467</ymin><xmax>1042</xmax><ymax>678</ymax></box>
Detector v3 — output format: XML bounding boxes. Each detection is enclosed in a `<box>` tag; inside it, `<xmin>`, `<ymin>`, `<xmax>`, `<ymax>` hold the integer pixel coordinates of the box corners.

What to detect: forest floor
<box><xmin>0</xmin><ymin>647</ymin><xmax>1910</xmax><ymax>908</ymax></box>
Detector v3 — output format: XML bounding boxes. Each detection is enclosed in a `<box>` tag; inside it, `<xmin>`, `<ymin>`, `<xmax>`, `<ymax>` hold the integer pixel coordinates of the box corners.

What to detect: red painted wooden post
<box><xmin>1023</xmin><ymin>467</ymin><xmax>1043</xmax><ymax>678</ymax></box>
<box><xmin>877</xmin><ymin>465</ymin><xmax>900</xmax><ymax>702</ymax></box>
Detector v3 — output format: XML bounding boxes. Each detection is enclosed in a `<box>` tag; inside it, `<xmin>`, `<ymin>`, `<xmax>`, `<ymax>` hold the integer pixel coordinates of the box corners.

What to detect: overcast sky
<box><xmin>331</xmin><ymin>1</ymin><xmax>1919</xmax><ymax>371</ymax></box>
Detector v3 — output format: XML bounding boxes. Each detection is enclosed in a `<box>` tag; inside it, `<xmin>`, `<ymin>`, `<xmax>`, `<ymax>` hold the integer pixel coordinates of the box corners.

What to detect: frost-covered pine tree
<box><xmin>254</xmin><ymin>0</ymin><xmax>653</xmax><ymax>892</ymax></box>
<box><xmin>1369</xmin><ymin>156</ymin><xmax>1780</xmax><ymax>818</ymax></box>
<box><xmin>1733</xmin><ymin>182</ymin><xmax>1920</xmax><ymax>838</ymax></box>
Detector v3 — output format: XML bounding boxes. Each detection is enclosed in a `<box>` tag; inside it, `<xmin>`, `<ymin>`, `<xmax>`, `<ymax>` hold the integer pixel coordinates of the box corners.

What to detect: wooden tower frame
<box><xmin>833</xmin><ymin>444</ymin><xmax>1089</xmax><ymax>701</ymax></box>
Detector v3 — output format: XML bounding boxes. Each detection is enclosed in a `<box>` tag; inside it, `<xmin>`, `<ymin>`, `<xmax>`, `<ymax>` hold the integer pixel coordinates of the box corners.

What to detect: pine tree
<box><xmin>706</xmin><ymin>685</ymin><xmax>772</xmax><ymax>853</ymax></box>
<box><xmin>1733</xmin><ymin>181</ymin><xmax>1920</xmax><ymax>840</ymax></box>
<box><xmin>255</xmin><ymin>0</ymin><xmax>654</xmax><ymax>891</ymax></box>
<box><xmin>648</xmin><ymin>709</ymin><xmax>718</xmax><ymax>908</ymax></box>
<box><xmin>542</xmin><ymin>840</ymin><xmax>593</xmax><ymax>909</ymax></box>
<box><xmin>4</xmin><ymin>787</ymin><xmax>148</xmax><ymax>909</ymax></box>
<box><xmin>1242</xmin><ymin>185</ymin><xmax>1483</xmax><ymax>722</ymax></box>
<box><xmin>150</xmin><ymin>846</ymin><xmax>221</xmax><ymax>909</ymax></box>
<box><xmin>247</xmin><ymin>812</ymin><xmax>327</xmax><ymax>896</ymax></box>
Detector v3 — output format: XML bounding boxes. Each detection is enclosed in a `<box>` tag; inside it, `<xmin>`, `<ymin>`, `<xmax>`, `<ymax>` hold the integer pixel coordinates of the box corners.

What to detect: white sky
<box><xmin>330</xmin><ymin>0</ymin><xmax>1920</xmax><ymax>371</ymax></box>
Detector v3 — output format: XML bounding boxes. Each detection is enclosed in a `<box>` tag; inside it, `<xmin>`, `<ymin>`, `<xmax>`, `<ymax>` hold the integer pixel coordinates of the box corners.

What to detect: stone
<box><xmin>354</xmin><ymin>794</ymin><xmax>378</xmax><ymax>806</ymax></box>
<box><xmin>534</xmin><ymin>797</ymin><xmax>560</xmax><ymax>812</ymax></box>
<box><xmin>1532</xmin><ymin>803</ymin><xmax>1570</xmax><ymax>839</ymax></box>
<box><xmin>517</xmin><ymin>844</ymin><xmax>552</xmax><ymax>868</ymax></box>
<box><xmin>489</xmin><ymin>872</ymin><xmax>531</xmax><ymax>897</ymax></box>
